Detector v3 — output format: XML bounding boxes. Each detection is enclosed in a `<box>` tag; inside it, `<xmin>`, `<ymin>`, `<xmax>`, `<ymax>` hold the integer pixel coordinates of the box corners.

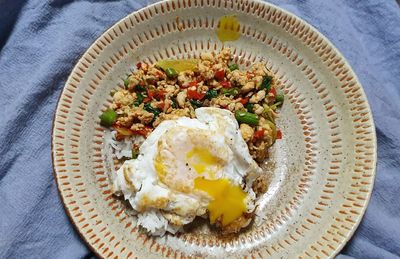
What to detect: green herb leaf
<box><xmin>260</xmin><ymin>76</ymin><xmax>272</xmax><ymax>91</ymax></box>
<box><xmin>228</xmin><ymin>64</ymin><xmax>239</xmax><ymax>71</ymax></box>
<box><xmin>144</xmin><ymin>103</ymin><xmax>161</xmax><ymax>117</ymax></box>
<box><xmin>190</xmin><ymin>100</ymin><xmax>203</xmax><ymax>108</ymax></box>
<box><xmin>205</xmin><ymin>89</ymin><xmax>218</xmax><ymax>100</ymax></box>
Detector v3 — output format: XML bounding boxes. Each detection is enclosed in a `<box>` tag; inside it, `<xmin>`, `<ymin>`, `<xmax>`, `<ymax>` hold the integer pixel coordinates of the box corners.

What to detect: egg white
<box><xmin>113</xmin><ymin>107</ymin><xmax>262</xmax><ymax>235</ymax></box>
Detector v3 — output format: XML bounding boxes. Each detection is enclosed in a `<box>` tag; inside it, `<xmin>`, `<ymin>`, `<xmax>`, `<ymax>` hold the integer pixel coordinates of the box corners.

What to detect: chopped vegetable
<box><xmin>205</xmin><ymin>89</ymin><xmax>218</xmax><ymax>100</ymax></box>
<box><xmin>124</xmin><ymin>77</ymin><xmax>130</xmax><ymax>88</ymax></box>
<box><xmin>269</xmin><ymin>87</ymin><xmax>276</xmax><ymax>97</ymax></box>
<box><xmin>171</xmin><ymin>97</ymin><xmax>178</xmax><ymax>109</ymax></box>
<box><xmin>133</xmin><ymin>92</ymin><xmax>144</xmax><ymax>106</ymax></box>
<box><xmin>190</xmin><ymin>99</ymin><xmax>203</xmax><ymax>108</ymax></box>
<box><xmin>276</xmin><ymin>94</ymin><xmax>284</xmax><ymax>103</ymax></box>
<box><xmin>260</xmin><ymin>76</ymin><xmax>272</xmax><ymax>91</ymax></box>
<box><xmin>99</xmin><ymin>109</ymin><xmax>117</xmax><ymax>127</ymax></box>
<box><xmin>187</xmin><ymin>89</ymin><xmax>206</xmax><ymax>100</ymax></box>
<box><xmin>221</xmin><ymin>88</ymin><xmax>239</xmax><ymax>96</ymax></box>
<box><xmin>188</xmin><ymin>81</ymin><xmax>198</xmax><ymax>87</ymax></box>
<box><xmin>276</xmin><ymin>129</ymin><xmax>282</xmax><ymax>139</ymax></box>
<box><xmin>165</xmin><ymin>68</ymin><xmax>178</xmax><ymax>78</ymax></box>
<box><xmin>253</xmin><ymin>128</ymin><xmax>265</xmax><ymax>141</ymax></box>
<box><xmin>135</xmin><ymin>85</ymin><xmax>146</xmax><ymax>92</ymax></box>
<box><xmin>235</xmin><ymin>110</ymin><xmax>259</xmax><ymax>126</ymax></box>
<box><xmin>239</xmin><ymin>97</ymin><xmax>249</xmax><ymax>105</ymax></box>
<box><xmin>265</xmin><ymin>119</ymin><xmax>276</xmax><ymax>140</ymax></box>
<box><xmin>144</xmin><ymin>103</ymin><xmax>161</xmax><ymax>117</ymax></box>
<box><xmin>214</xmin><ymin>70</ymin><xmax>225</xmax><ymax>81</ymax></box>
<box><xmin>262</xmin><ymin>103</ymin><xmax>275</xmax><ymax>122</ymax></box>
<box><xmin>220</xmin><ymin>81</ymin><xmax>231</xmax><ymax>88</ymax></box>
<box><xmin>245</xmin><ymin>103</ymin><xmax>254</xmax><ymax>113</ymax></box>
<box><xmin>131</xmin><ymin>148</ymin><xmax>139</xmax><ymax>159</ymax></box>
<box><xmin>228</xmin><ymin>63</ymin><xmax>239</xmax><ymax>71</ymax></box>
<box><xmin>157</xmin><ymin>59</ymin><xmax>198</xmax><ymax>72</ymax></box>
<box><xmin>136</xmin><ymin>62</ymin><xmax>142</xmax><ymax>69</ymax></box>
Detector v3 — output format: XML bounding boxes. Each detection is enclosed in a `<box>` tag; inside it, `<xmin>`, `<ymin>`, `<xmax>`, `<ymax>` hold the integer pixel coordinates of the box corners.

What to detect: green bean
<box><xmin>235</xmin><ymin>110</ymin><xmax>259</xmax><ymax>126</ymax></box>
<box><xmin>221</xmin><ymin>87</ymin><xmax>239</xmax><ymax>96</ymax></box>
<box><xmin>99</xmin><ymin>109</ymin><xmax>117</xmax><ymax>127</ymax></box>
<box><xmin>165</xmin><ymin>68</ymin><xmax>178</xmax><ymax>78</ymax></box>
<box><xmin>228</xmin><ymin>63</ymin><xmax>239</xmax><ymax>71</ymax></box>
<box><xmin>275</xmin><ymin>94</ymin><xmax>284</xmax><ymax>103</ymax></box>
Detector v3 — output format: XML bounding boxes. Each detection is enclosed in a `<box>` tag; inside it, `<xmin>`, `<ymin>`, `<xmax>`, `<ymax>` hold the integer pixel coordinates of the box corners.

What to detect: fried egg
<box><xmin>113</xmin><ymin>107</ymin><xmax>263</xmax><ymax>235</ymax></box>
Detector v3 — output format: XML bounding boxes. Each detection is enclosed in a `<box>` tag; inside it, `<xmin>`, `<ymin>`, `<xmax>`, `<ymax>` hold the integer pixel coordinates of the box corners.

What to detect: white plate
<box><xmin>52</xmin><ymin>1</ymin><xmax>376</xmax><ymax>258</ymax></box>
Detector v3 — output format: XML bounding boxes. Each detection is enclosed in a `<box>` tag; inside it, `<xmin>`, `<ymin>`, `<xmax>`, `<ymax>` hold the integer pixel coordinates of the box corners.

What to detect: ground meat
<box><xmin>240</xmin><ymin>124</ymin><xmax>254</xmax><ymax>142</ymax></box>
<box><xmin>105</xmin><ymin>48</ymin><xmax>282</xmax><ymax>167</ymax></box>
<box><xmin>249</xmin><ymin>90</ymin><xmax>266</xmax><ymax>103</ymax></box>
<box><xmin>218</xmin><ymin>212</ymin><xmax>254</xmax><ymax>235</ymax></box>
<box><xmin>252</xmin><ymin>175</ymin><xmax>268</xmax><ymax>195</ymax></box>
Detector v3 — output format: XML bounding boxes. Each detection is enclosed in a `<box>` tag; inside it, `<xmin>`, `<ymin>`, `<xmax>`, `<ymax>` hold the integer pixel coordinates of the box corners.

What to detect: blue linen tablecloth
<box><xmin>1</xmin><ymin>0</ymin><xmax>399</xmax><ymax>258</ymax></box>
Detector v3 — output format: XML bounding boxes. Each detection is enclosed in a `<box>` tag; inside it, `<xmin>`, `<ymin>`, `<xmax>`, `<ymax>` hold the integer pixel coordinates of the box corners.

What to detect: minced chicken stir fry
<box><xmin>100</xmin><ymin>48</ymin><xmax>283</xmax><ymax>163</ymax></box>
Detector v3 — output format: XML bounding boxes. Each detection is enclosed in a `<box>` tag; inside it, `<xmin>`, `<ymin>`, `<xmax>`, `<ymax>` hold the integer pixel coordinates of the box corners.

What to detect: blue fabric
<box><xmin>0</xmin><ymin>0</ymin><xmax>399</xmax><ymax>258</ymax></box>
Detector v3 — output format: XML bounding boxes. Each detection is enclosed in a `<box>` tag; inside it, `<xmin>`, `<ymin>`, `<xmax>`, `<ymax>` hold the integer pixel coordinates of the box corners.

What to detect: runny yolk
<box><xmin>216</xmin><ymin>15</ymin><xmax>241</xmax><ymax>42</ymax></box>
<box><xmin>186</xmin><ymin>147</ymin><xmax>219</xmax><ymax>176</ymax></box>
<box><xmin>194</xmin><ymin>177</ymin><xmax>247</xmax><ymax>226</ymax></box>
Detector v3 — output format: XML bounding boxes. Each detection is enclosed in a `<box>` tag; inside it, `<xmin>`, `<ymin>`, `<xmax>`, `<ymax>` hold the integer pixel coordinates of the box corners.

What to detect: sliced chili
<box><xmin>187</xmin><ymin>89</ymin><xmax>206</xmax><ymax>100</ymax></box>
<box><xmin>276</xmin><ymin>129</ymin><xmax>282</xmax><ymax>139</ymax></box>
<box><xmin>220</xmin><ymin>81</ymin><xmax>231</xmax><ymax>88</ymax></box>
<box><xmin>239</xmin><ymin>97</ymin><xmax>249</xmax><ymax>105</ymax></box>
<box><xmin>214</xmin><ymin>70</ymin><xmax>225</xmax><ymax>81</ymax></box>
<box><xmin>253</xmin><ymin>128</ymin><xmax>265</xmax><ymax>141</ymax></box>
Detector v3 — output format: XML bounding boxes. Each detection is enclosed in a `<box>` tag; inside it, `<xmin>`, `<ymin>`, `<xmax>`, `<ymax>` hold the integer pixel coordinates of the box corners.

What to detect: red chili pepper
<box><xmin>239</xmin><ymin>97</ymin><xmax>249</xmax><ymax>105</ymax></box>
<box><xmin>155</xmin><ymin>90</ymin><xmax>166</xmax><ymax>100</ymax></box>
<box><xmin>220</xmin><ymin>80</ymin><xmax>231</xmax><ymax>88</ymax></box>
<box><xmin>214</xmin><ymin>70</ymin><xmax>225</xmax><ymax>81</ymax></box>
<box><xmin>269</xmin><ymin>87</ymin><xmax>276</xmax><ymax>97</ymax></box>
<box><xmin>246</xmin><ymin>73</ymin><xmax>254</xmax><ymax>79</ymax></box>
<box><xmin>187</xmin><ymin>89</ymin><xmax>206</xmax><ymax>100</ymax></box>
<box><xmin>139</xmin><ymin>81</ymin><xmax>146</xmax><ymax>86</ymax></box>
<box><xmin>156</xmin><ymin>71</ymin><xmax>164</xmax><ymax>78</ymax></box>
<box><xmin>147</xmin><ymin>89</ymin><xmax>155</xmax><ymax>99</ymax></box>
<box><xmin>136</xmin><ymin>62</ymin><xmax>142</xmax><ymax>69</ymax></box>
<box><xmin>276</xmin><ymin>129</ymin><xmax>282</xmax><ymax>139</ymax></box>
<box><xmin>143</xmin><ymin>97</ymin><xmax>151</xmax><ymax>103</ymax></box>
<box><xmin>253</xmin><ymin>128</ymin><xmax>265</xmax><ymax>141</ymax></box>
<box><xmin>188</xmin><ymin>81</ymin><xmax>198</xmax><ymax>87</ymax></box>
<box><xmin>157</xmin><ymin>101</ymin><xmax>165</xmax><ymax>110</ymax></box>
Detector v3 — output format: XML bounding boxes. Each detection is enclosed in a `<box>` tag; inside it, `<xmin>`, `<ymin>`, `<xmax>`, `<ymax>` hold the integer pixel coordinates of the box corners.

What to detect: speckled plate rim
<box><xmin>51</xmin><ymin>0</ymin><xmax>377</xmax><ymax>258</ymax></box>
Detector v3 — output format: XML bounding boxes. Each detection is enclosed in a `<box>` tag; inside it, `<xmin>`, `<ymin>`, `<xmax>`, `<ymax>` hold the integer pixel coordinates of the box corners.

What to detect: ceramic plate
<box><xmin>52</xmin><ymin>0</ymin><xmax>376</xmax><ymax>258</ymax></box>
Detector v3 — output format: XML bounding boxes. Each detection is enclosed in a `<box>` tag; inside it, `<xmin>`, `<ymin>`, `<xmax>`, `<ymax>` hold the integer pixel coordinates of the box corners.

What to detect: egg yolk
<box><xmin>216</xmin><ymin>15</ymin><xmax>241</xmax><ymax>42</ymax></box>
<box><xmin>186</xmin><ymin>147</ymin><xmax>219</xmax><ymax>176</ymax></box>
<box><xmin>194</xmin><ymin>177</ymin><xmax>247</xmax><ymax>226</ymax></box>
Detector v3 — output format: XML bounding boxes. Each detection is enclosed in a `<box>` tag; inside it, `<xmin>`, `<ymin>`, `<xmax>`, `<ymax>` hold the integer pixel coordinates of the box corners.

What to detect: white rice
<box><xmin>104</xmin><ymin>130</ymin><xmax>176</xmax><ymax>236</ymax></box>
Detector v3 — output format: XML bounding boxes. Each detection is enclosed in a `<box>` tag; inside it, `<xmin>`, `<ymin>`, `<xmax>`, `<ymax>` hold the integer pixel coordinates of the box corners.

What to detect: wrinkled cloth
<box><xmin>0</xmin><ymin>0</ymin><xmax>399</xmax><ymax>258</ymax></box>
